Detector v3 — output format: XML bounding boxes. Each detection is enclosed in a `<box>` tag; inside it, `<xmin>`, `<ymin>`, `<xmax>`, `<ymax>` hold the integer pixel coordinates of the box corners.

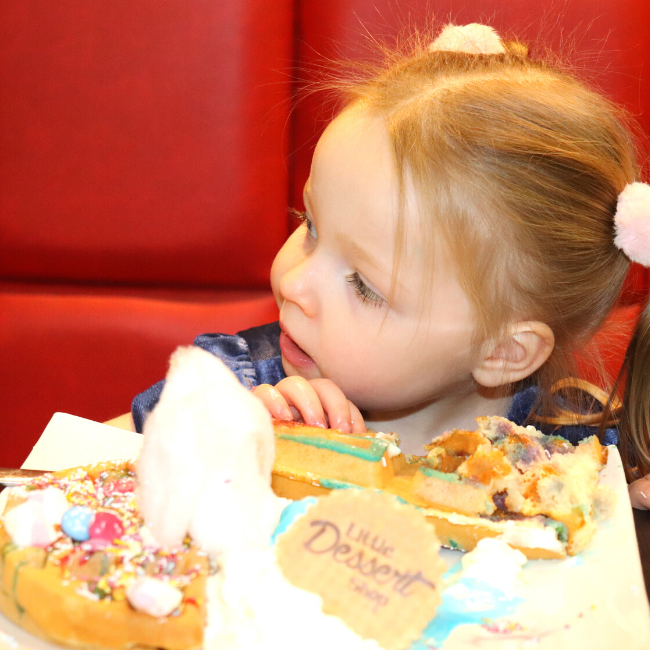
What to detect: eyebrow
<box><xmin>342</xmin><ymin>237</ymin><xmax>384</xmax><ymax>275</ymax></box>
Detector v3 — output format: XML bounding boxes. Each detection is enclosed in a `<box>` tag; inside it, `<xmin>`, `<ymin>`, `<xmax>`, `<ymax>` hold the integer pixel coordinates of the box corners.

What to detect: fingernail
<box><xmin>280</xmin><ymin>407</ymin><xmax>293</xmax><ymax>421</ymax></box>
<box><xmin>334</xmin><ymin>418</ymin><xmax>351</xmax><ymax>433</ymax></box>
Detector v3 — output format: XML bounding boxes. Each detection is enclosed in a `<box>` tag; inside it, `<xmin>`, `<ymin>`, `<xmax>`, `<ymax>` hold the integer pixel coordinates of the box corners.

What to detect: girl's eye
<box><xmin>345</xmin><ymin>272</ymin><xmax>385</xmax><ymax>307</ymax></box>
<box><xmin>290</xmin><ymin>208</ymin><xmax>317</xmax><ymax>240</ymax></box>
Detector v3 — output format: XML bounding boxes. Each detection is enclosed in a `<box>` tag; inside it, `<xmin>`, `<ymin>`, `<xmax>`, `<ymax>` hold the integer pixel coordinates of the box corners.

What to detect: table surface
<box><xmin>634</xmin><ymin>508</ymin><xmax>650</xmax><ymax>598</ymax></box>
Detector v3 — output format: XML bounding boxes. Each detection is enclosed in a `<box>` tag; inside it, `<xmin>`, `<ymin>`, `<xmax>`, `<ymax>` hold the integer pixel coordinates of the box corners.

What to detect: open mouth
<box><xmin>279</xmin><ymin>329</ymin><xmax>316</xmax><ymax>369</ymax></box>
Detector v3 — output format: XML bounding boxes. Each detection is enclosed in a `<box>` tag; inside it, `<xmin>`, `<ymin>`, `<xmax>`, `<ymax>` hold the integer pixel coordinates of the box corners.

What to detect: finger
<box><xmin>252</xmin><ymin>384</ymin><xmax>294</xmax><ymax>421</ymax></box>
<box><xmin>348</xmin><ymin>400</ymin><xmax>367</xmax><ymax>434</ymax></box>
<box><xmin>274</xmin><ymin>377</ymin><xmax>327</xmax><ymax>428</ymax></box>
<box><xmin>308</xmin><ymin>378</ymin><xmax>354</xmax><ymax>432</ymax></box>
<box><xmin>629</xmin><ymin>477</ymin><xmax>650</xmax><ymax>510</ymax></box>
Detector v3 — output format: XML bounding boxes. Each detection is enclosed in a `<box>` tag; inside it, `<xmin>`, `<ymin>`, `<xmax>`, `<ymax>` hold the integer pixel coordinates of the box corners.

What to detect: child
<box><xmin>114</xmin><ymin>24</ymin><xmax>650</xmax><ymax>508</ymax></box>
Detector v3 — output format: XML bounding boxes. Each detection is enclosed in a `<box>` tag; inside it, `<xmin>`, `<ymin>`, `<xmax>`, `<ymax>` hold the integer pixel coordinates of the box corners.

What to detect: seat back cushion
<box><xmin>0</xmin><ymin>0</ymin><xmax>294</xmax><ymax>287</ymax></box>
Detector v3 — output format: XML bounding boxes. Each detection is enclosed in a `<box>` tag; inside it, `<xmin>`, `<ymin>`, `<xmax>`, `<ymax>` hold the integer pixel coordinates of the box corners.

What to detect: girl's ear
<box><xmin>472</xmin><ymin>322</ymin><xmax>555</xmax><ymax>388</ymax></box>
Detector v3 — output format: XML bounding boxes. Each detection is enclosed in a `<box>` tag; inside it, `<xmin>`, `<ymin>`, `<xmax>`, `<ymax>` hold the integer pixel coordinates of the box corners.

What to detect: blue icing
<box><xmin>271</xmin><ymin>497</ymin><xmax>318</xmax><ymax>545</ymax></box>
<box><xmin>271</xmin><ymin>497</ymin><xmax>525</xmax><ymax>648</ymax></box>
<box><xmin>410</xmin><ymin>577</ymin><xmax>523</xmax><ymax>648</ymax></box>
<box><xmin>441</xmin><ymin>562</ymin><xmax>463</xmax><ymax>580</ymax></box>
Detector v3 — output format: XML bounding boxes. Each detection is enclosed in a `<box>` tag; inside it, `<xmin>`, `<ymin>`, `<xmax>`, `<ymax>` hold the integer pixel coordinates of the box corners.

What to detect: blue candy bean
<box><xmin>61</xmin><ymin>506</ymin><xmax>94</xmax><ymax>541</ymax></box>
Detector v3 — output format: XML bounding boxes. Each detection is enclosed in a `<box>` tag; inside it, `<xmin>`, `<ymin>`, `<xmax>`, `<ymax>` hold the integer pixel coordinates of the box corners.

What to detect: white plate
<box><xmin>435</xmin><ymin>446</ymin><xmax>650</xmax><ymax>649</ymax></box>
<box><xmin>1</xmin><ymin>443</ymin><xmax>648</xmax><ymax>650</ymax></box>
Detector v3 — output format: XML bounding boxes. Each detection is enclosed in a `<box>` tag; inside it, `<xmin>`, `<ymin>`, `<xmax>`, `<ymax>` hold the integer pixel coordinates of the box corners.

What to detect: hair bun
<box><xmin>428</xmin><ymin>23</ymin><xmax>506</xmax><ymax>55</ymax></box>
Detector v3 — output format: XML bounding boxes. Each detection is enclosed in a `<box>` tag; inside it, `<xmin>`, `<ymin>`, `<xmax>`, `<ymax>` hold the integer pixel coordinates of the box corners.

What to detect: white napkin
<box><xmin>22</xmin><ymin>412</ymin><xmax>143</xmax><ymax>471</ymax></box>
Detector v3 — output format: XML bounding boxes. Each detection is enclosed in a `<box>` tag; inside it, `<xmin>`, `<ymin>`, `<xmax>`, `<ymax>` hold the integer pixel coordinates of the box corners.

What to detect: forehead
<box><xmin>309</xmin><ymin>106</ymin><xmax>397</xmax><ymax>215</ymax></box>
<box><xmin>309</xmin><ymin>106</ymin><xmax>429</xmax><ymax>273</ymax></box>
<box><xmin>309</xmin><ymin>106</ymin><xmax>401</xmax><ymax>251</ymax></box>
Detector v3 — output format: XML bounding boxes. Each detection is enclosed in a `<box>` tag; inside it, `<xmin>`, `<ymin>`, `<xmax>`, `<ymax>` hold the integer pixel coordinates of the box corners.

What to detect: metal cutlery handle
<box><xmin>0</xmin><ymin>468</ymin><xmax>49</xmax><ymax>487</ymax></box>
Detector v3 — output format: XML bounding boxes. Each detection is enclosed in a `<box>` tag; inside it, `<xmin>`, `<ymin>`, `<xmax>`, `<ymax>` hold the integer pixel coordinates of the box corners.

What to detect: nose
<box><xmin>271</xmin><ymin>234</ymin><xmax>318</xmax><ymax>318</ymax></box>
<box><xmin>278</xmin><ymin>256</ymin><xmax>318</xmax><ymax>318</ymax></box>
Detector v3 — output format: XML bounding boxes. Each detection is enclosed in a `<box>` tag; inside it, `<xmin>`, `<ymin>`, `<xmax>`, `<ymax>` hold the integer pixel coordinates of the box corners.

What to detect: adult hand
<box><xmin>252</xmin><ymin>377</ymin><xmax>366</xmax><ymax>434</ymax></box>
<box><xmin>629</xmin><ymin>475</ymin><xmax>650</xmax><ymax>510</ymax></box>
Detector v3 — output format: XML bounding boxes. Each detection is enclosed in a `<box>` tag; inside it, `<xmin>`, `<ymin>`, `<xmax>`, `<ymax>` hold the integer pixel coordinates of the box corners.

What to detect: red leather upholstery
<box><xmin>0</xmin><ymin>0</ymin><xmax>290</xmax><ymax>465</ymax></box>
<box><xmin>0</xmin><ymin>285</ymin><xmax>279</xmax><ymax>467</ymax></box>
<box><xmin>1</xmin><ymin>0</ymin><xmax>648</xmax><ymax>465</ymax></box>
<box><xmin>0</xmin><ymin>0</ymin><xmax>292</xmax><ymax>286</ymax></box>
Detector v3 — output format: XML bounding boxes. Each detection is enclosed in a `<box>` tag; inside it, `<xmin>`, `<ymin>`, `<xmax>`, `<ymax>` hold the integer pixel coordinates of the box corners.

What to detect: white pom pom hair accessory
<box><xmin>429</xmin><ymin>23</ymin><xmax>505</xmax><ymax>55</ymax></box>
<box><xmin>614</xmin><ymin>182</ymin><xmax>650</xmax><ymax>267</ymax></box>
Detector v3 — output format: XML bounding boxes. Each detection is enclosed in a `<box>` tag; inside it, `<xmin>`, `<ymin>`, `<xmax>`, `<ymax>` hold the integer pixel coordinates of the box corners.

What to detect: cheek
<box><xmin>316</xmin><ymin>318</ymin><xmax>403</xmax><ymax>386</ymax></box>
<box><xmin>322</xmin><ymin>317</ymin><xmax>475</xmax><ymax>407</ymax></box>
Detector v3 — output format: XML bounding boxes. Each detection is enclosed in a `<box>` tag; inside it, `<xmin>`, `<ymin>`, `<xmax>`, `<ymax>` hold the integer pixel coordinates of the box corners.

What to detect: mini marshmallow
<box><xmin>3</xmin><ymin>500</ymin><xmax>59</xmax><ymax>548</ymax></box>
<box><xmin>27</xmin><ymin>487</ymin><xmax>70</xmax><ymax>527</ymax></box>
<box><xmin>126</xmin><ymin>577</ymin><xmax>184</xmax><ymax>618</ymax></box>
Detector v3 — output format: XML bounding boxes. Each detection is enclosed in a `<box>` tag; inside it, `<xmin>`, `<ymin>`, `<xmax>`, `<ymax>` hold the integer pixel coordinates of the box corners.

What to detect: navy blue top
<box><xmin>132</xmin><ymin>321</ymin><xmax>618</xmax><ymax>446</ymax></box>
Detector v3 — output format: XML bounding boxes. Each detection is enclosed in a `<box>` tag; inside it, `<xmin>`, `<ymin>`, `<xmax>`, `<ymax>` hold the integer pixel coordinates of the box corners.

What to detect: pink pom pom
<box><xmin>614</xmin><ymin>182</ymin><xmax>650</xmax><ymax>267</ymax></box>
<box><xmin>429</xmin><ymin>24</ymin><xmax>505</xmax><ymax>55</ymax></box>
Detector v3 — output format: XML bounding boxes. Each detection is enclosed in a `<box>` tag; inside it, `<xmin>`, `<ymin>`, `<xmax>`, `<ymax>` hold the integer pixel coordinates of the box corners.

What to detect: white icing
<box><xmin>497</xmin><ymin>521</ymin><xmax>565</xmax><ymax>554</ymax></box>
<box><xmin>204</xmin><ymin>548</ymin><xmax>382</xmax><ymax>650</ymax></box>
<box><xmin>417</xmin><ymin>506</ymin><xmax>565</xmax><ymax>553</ymax></box>
<box><xmin>137</xmin><ymin>346</ymin><xmax>279</xmax><ymax>555</ymax></box>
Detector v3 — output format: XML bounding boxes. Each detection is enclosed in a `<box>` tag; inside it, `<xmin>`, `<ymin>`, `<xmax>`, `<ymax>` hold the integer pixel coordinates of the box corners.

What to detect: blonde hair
<box><xmin>330</xmin><ymin>33</ymin><xmax>650</xmax><ymax>474</ymax></box>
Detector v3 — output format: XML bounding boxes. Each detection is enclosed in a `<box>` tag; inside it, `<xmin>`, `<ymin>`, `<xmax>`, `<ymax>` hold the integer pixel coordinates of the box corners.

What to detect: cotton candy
<box><xmin>137</xmin><ymin>346</ymin><xmax>280</xmax><ymax>556</ymax></box>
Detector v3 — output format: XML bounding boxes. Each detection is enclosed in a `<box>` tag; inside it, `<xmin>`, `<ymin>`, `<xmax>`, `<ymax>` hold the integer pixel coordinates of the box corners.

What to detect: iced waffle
<box><xmin>270</xmin><ymin>417</ymin><xmax>615</xmax><ymax>559</ymax></box>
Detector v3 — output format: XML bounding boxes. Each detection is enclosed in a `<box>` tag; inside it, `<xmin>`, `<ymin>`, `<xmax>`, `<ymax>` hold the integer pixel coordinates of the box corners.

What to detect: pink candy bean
<box><xmin>89</xmin><ymin>511</ymin><xmax>124</xmax><ymax>542</ymax></box>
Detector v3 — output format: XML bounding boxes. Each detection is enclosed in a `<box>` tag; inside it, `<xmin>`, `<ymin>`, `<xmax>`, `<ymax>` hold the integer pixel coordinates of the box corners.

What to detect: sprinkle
<box><xmin>7</xmin><ymin>466</ymin><xmax>206</xmax><ymax>606</ymax></box>
<box><xmin>482</xmin><ymin>620</ymin><xmax>525</xmax><ymax>635</ymax></box>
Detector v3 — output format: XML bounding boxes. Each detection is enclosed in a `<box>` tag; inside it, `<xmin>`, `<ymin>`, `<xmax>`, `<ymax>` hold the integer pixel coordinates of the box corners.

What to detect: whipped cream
<box><xmin>459</xmin><ymin>537</ymin><xmax>527</xmax><ymax>597</ymax></box>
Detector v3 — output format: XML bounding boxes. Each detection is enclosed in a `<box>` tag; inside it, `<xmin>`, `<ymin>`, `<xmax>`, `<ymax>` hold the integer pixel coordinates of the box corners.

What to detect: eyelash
<box><xmin>289</xmin><ymin>208</ymin><xmax>317</xmax><ymax>239</ymax></box>
<box><xmin>346</xmin><ymin>272</ymin><xmax>385</xmax><ymax>307</ymax></box>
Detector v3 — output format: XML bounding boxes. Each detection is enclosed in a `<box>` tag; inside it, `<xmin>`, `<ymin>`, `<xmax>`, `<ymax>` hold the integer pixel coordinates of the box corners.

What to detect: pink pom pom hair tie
<box><xmin>613</xmin><ymin>182</ymin><xmax>650</xmax><ymax>267</ymax></box>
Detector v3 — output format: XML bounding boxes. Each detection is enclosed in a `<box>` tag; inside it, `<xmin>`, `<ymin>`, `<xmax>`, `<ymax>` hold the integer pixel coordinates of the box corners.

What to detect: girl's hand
<box><xmin>252</xmin><ymin>377</ymin><xmax>366</xmax><ymax>434</ymax></box>
<box><xmin>629</xmin><ymin>475</ymin><xmax>650</xmax><ymax>510</ymax></box>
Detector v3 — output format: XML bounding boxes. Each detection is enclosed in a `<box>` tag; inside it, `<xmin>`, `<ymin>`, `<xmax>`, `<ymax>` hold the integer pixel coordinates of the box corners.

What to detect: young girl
<box><xmin>118</xmin><ymin>24</ymin><xmax>650</xmax><ymax>508</ymax></box>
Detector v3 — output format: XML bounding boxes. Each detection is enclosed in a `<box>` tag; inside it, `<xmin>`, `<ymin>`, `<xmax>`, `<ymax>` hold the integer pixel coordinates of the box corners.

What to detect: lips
<box><xmin>279</xmin><ymin>329</ymin><xmax>316</xmax><ymax>369</ymax></box>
